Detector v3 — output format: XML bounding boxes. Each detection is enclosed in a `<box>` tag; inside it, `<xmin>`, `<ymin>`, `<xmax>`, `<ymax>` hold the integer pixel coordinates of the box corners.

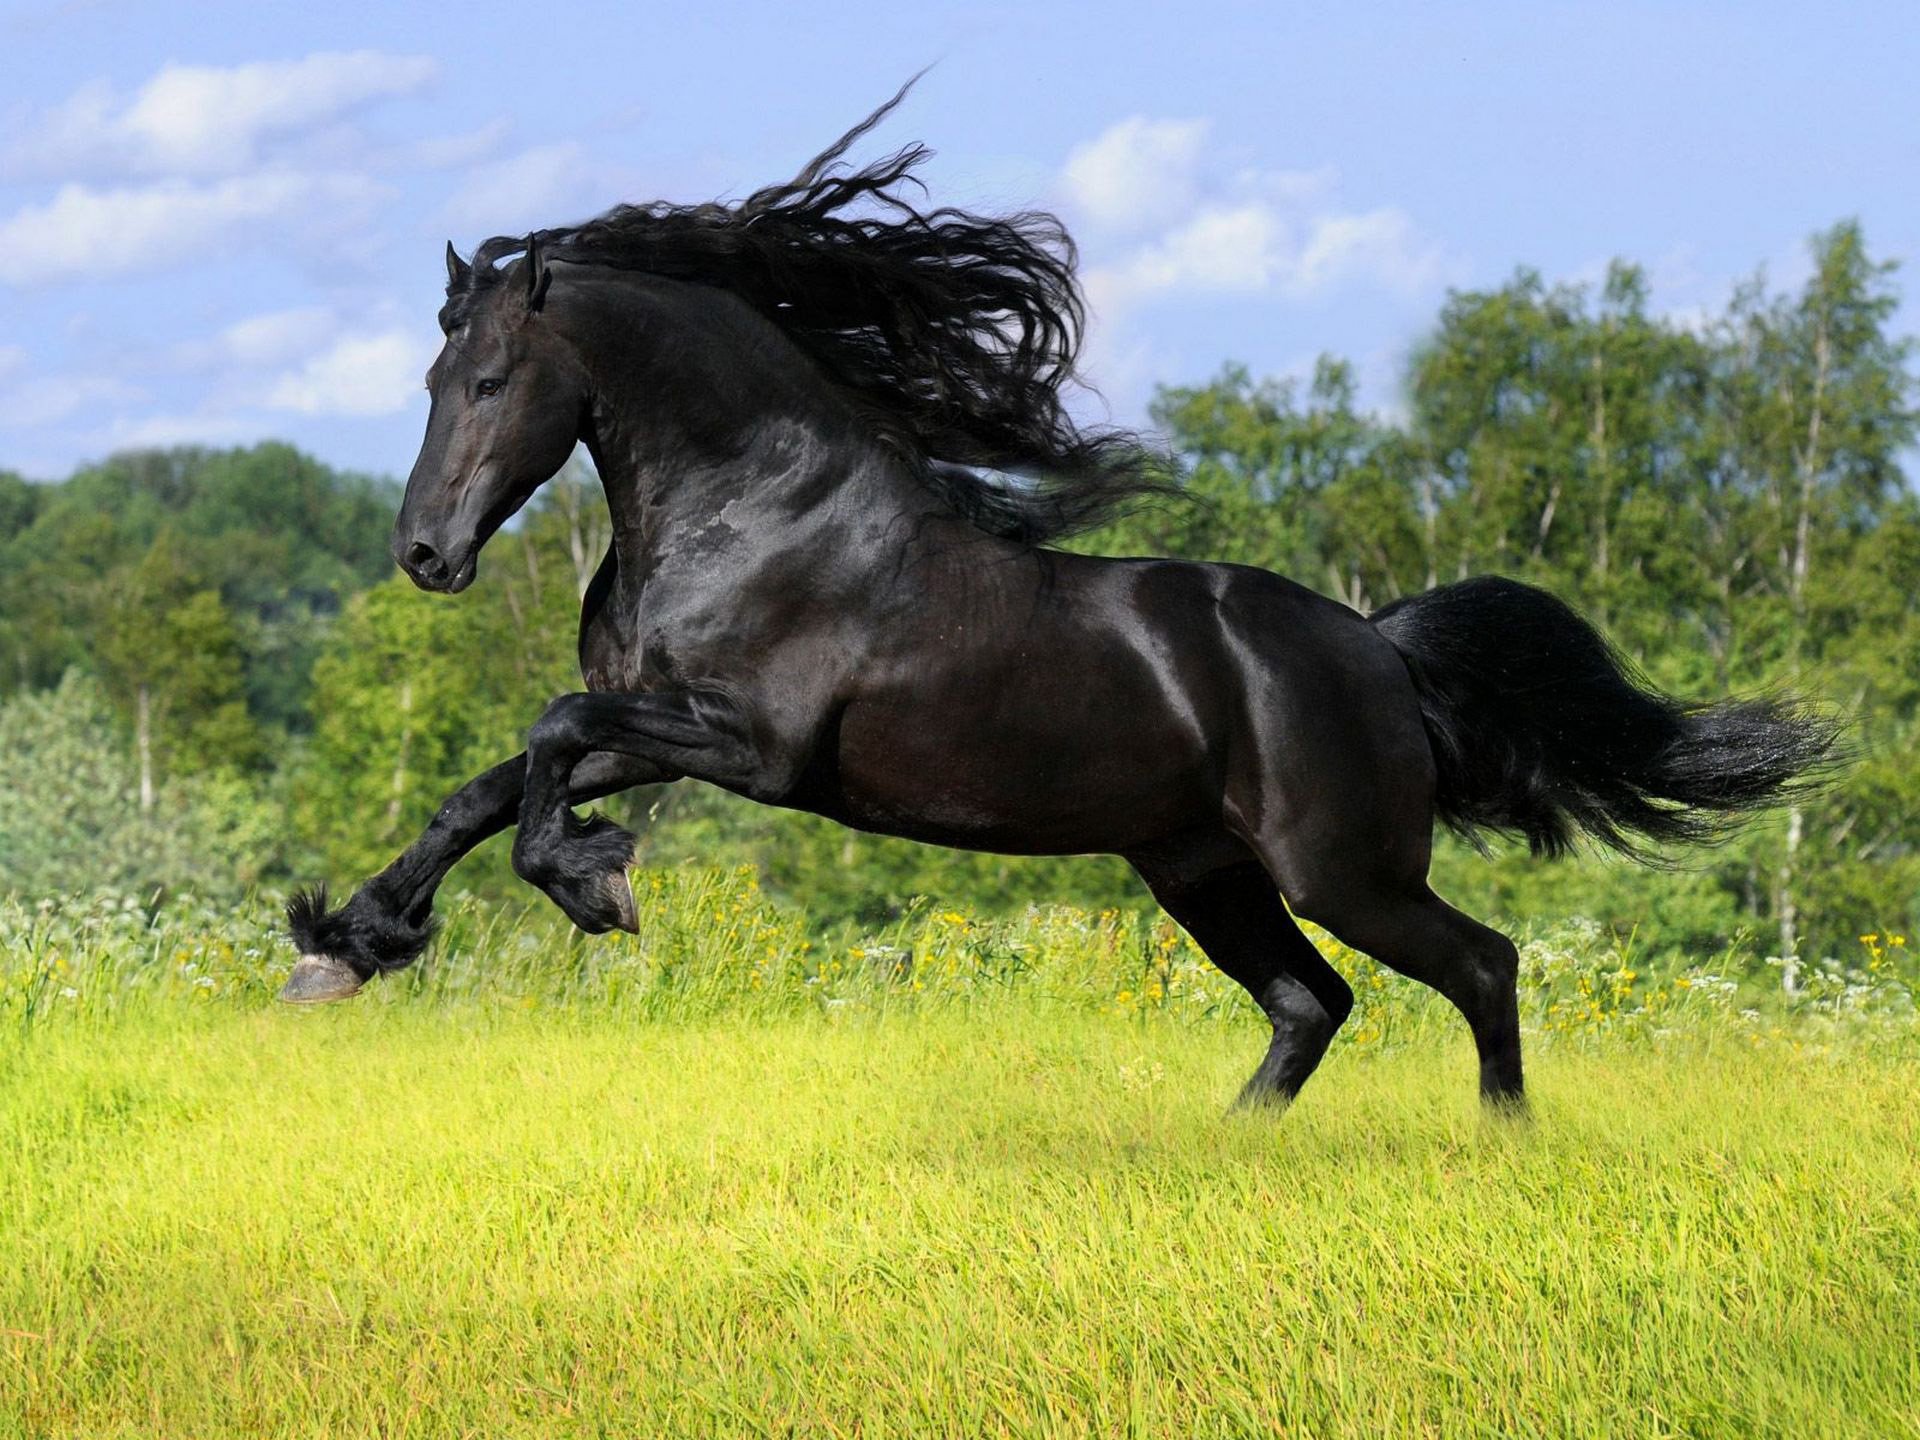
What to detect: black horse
<box><xmin>285</xmin><ymin>88</ymin><xmax>1832</xmax><ymax>1110</ymax></box>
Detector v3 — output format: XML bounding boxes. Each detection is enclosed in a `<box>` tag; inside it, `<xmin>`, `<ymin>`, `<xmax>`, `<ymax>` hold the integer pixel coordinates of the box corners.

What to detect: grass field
<box><xmin>3</xmin><ymin>880</ymin><xmax>1917</xmax><ymax>1438</ymax></box>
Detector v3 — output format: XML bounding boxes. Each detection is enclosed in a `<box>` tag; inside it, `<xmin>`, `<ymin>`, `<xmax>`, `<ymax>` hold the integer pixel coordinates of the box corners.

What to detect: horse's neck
<box><xmin>566</xmin><ymin>273</ymin><xmax>974</xmax><ymax>581</ymax></box>
<box><xmin>582</xmin><ymin>390</ymin><xmax>947</xmax><ymax>582</ymax></box>
<box><xmin>569</xmin><ymin>309</ymin><xmax>901</xmax><ymax>544</ymax></box>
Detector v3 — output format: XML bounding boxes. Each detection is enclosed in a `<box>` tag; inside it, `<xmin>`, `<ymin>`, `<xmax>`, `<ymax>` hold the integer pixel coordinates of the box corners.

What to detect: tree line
<box><xmin>1</xmin><ymin>221</ymin><xmax>1913</xmax><ymax>969</ymax></box>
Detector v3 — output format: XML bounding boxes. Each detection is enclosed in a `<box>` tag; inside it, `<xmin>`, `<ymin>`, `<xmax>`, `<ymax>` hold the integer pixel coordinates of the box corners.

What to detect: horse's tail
<box><xmin>1369</xmin><ymin>575</ymin><xmax>1840</xmax><ymax>859</ymax></box>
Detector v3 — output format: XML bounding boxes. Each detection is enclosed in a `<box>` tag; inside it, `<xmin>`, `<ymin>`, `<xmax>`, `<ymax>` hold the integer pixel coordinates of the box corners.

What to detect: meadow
<box><xmin>3</xmin><ymin>872</ymin><xmax>1917</xmax><ymax>1438</ymax></box>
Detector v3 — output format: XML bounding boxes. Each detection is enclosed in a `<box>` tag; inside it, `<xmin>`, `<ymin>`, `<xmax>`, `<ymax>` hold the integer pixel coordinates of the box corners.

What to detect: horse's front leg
<box><xmin>281</xmin><ymin>749</ymin><xmax>657</xmax><ymax>1002</ymax></box>
<box><xmin>510</xmin><ymin>690</ymin><xmax>763</xmax><ymax>935</ymax></box>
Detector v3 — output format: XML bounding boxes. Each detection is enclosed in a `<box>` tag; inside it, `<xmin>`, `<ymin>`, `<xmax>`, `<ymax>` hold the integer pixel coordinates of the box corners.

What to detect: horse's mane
<box><xmin>447</xmin><ymin>77</ymin><xmax>1166</xmax><ymax>544</ymax></box>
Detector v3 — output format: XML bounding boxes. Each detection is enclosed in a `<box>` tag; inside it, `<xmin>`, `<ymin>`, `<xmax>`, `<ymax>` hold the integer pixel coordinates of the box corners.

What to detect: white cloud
<box><xmin>440</xmin><ymin>142</ymin><xmax>604</xmax><ymax>236</ymax></box>
<box><xmin>1062</xmin><ymin>117</ymin><xmax>1211</xmax><ymax>235</ymax></box>
<box><xmin>7</xmin><ymin>51</ymin><xmax>437</xmax><ymax>180</ymax></box>
<box><xmin>0</xmin><ymin>172</ymin><xmax>389</xmax><ymax>286</ymax></box>
<box><xmin>180</xmin><ymin>306</ymin><xmax>338</xmax><ymax>370</ymax></box>
<box><xmin>0</xmin><ymin>373</ymin><xmax>142</xmax><ymax>428</ymax></box>
<box><xmin>265</xmin><ymin>328</ymin><xmax>432</xmax><ymax>418</ymax></box>
<box><xmin>1292</xmin><ymin>208</ymin><xmax>1446</xmax><ymax>299</ymax></box>
<box><xmin>0</xmin><ymin>310</ymin><xmax>430</xmax><ymax>458</ymax></box>
<box><xmin>1086</xmin><ymin>201</ymin><xmax>1443</xmax><ymax>316</ymax></box>
<box><xmin>382</xmin><ymin>118</ymin><xmax>515</xmax><ymax>174</ymax></box>
<box><xmin>1057</xmin><ymin>117</ymin><xmax>1457</xmax><ymax>420</ymax></box>
<box><xmin>1061</xmin><ymin>117</ymin><xmax>1342</xmax><ymax>244</ymax></box>
<box><xmin>102</xmin><ymin>412</ymin><xmax>269</xmax><ymax>451</ymax></box>
<box><xmin>1089</xmin><ymin>203</ymin><xmax>1284</xmax><ymax>311</ymax></box>
<box><xmin>1064</xmin><ymin>118</ymin><xmax>1452</xmax><ymax>321</ymax></box>
<box><xmin>1235</xmin><ymin>164</ymin><xmax>1339</xmax><ymax>208</ymax></box>
<box><xmin>0</xmin><ymin>344</ymin><xmax>25</xmax><ymax>380</ymax></box>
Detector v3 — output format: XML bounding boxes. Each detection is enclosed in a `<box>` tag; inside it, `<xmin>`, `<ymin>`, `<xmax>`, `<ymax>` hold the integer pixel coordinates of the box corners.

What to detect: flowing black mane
<box><xmin>444</xmin><ymin>79</ymin><xmax>1164</xmax><ymax>543</ymax></box>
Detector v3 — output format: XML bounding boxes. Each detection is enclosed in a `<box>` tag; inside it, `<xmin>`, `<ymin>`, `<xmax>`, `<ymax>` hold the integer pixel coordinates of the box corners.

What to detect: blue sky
<box><xmin>3</xmin><ymin>0</ymin><xmax>1918</xmax><ymax>481</ymax></box>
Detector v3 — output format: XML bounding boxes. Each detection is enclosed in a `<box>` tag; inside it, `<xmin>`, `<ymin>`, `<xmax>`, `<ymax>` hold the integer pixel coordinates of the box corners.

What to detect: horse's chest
<box><xmin>576</xmin><ymin>580</ymin><xmax>737</xmax><ymax>693</ymax></box>
<box><xmin>577</xmin><ymin>599</ymin><xmax>651</xmax><ymax>692</ymax></box>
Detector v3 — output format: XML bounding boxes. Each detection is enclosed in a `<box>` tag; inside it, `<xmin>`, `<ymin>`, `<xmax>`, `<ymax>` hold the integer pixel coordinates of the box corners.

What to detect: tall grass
<box><xmin>7</xmin><ymin>868</ymin><xmax>1914</xmax><ymax>1036</ymax></box>
<box><xmin>3</xmin><ymin>874</ymin><xmax>1916</xmax><ymax>1437</ymax></box>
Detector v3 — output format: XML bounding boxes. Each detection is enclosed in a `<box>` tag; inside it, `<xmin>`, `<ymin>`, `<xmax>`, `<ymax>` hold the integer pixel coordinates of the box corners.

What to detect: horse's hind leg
<box><xmin>1211</xmin><ymin>589</ymin><xmax>1526</xmax><ymax>1107</ymax></box>
<box><xmin>1131</xmin><ymin>853</ymin><xmax>1355</xmax><ymax>1109</ymax></box>
<box><xmin>1287</xmin><ymin>872</ymin><xmax>1524</xmax><ymax>1107</ymax></box>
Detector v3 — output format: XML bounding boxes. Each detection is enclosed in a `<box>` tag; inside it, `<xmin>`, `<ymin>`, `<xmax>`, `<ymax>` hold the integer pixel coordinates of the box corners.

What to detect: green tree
<box><xmin>1110</xmin><ymin>359</ymin><xmax>1424</xmax><ymax>607</ymax></box>
<box><xmin>95</xmin><ymin>533</ymin><xmax>261</xmax><ymax>811</ymax></box>
<box><xmin>0</xmin><ymin>443</ymin><xmax>397</xmax><ymax>717</ymax></box>
<box><xmin>0</xmin><ymin>671</ymin><xmax>279</xmax><ymax>899</ymax></box>
<box><xmin>1707</xmin><ymin>223</ymin><xmax>1918</xmax><ymax>968</ymax></box>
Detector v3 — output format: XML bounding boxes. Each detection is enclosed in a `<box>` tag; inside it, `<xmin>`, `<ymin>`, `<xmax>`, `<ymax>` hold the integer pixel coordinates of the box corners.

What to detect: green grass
<box><xmin>5</xmin><ymin>1005</ymin><xmax>1918</xmax><ymax>1437</ymax></box>
<box><xmin>3</xmin><ymin>885</ymin><xmax>1917</xmax><ymax>1437</ymax></box>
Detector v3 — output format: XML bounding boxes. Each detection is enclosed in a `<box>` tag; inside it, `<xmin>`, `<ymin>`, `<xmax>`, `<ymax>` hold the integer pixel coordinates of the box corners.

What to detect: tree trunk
<box><xmin>1589</xmin><ymin>348</ymin><xmax>1611</xmax><ymax>625</ymax></box>
<box><xmin>1777</xmin><ymin>805</ymin><xmax>1804</xmax><ymax>989</ymax></box>
<box><xmin>136</xmin><ymin>683</ymin><xmax>153</xmax><ymax>815</ymax></box>
<box><xmin>1531</xmin><ymin>476</ymin><xmax>1561</xmax><ymax>560</ymax></box>
<box><xmin>1774</xmin><ymin>317</ymin><xmax>1830</xmax><ymax>981</ymax></box>
<box><xmin>382</xmin><ymin>679</ymin><xmax>414</xmax><ymax>842</ymax></box>
<box><xmin>1789</xmin><ymin>325</ymin><xmax>1828</xmax><ymax>618</ymax></box>
<box><xmin>555</xmin><ymin>466</ymin><xmax>609</xmax><ymax>599</ymax></box>
<box><xmin>1417</xmin><ymin>450</ymin><xmax>1439</xmax><ymax>591</ymax></box>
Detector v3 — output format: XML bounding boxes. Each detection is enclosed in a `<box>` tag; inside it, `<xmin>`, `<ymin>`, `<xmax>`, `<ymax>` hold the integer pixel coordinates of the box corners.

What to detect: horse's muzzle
<box><xmin>394</xmin><ymin>537</ymin><xmax>477</xmax><ymax>593</ymax></box>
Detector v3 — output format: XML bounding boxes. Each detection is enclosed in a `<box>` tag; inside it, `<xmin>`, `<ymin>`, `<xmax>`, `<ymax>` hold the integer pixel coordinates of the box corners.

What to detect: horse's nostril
<box><xmin>406</xmin><ymin>541</ymin><xmax>442</xmax><ymax>574</ymax></box>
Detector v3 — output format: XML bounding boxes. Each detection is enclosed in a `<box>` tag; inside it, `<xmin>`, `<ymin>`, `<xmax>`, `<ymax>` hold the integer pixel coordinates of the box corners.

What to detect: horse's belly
<box><xmin>825</xmin><ymin>702</ymin><xmax>1211</xmax><ymax>856</ymax></box>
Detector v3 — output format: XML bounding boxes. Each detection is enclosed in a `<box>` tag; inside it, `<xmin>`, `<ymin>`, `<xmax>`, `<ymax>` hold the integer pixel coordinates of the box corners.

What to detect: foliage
<box><xmin>1</xmin><ymin>226</ymin><xmax>1916</xmax><ymax>975</ymax></box>
<box><xmin>1114</xmin><ymin>356</ymin><xmax>1427</xmax><ymax>610</ymax></box>
<box><xmin>5</xmin><ymin>878</ymin><xmax>1912</xmax><ymax>1040</ymax></box>
<box><xmin>0</xmin><ymin>673</ymin><xmax>281</xmax><ymax>900</ymax></box>
<box><xmin>0</xmin><ymin>442</ymin><xmax>395</xmax><ymax>716</ymax></box>
<box><xmin>95</xmin><ymin>531</ymin><xmax>262</xmax><ymax>780</ymax></box>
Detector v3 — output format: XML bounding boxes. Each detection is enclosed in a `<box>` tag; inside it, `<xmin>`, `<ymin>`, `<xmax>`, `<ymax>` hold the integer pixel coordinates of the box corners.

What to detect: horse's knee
<box><xmin>528</xmin><ymin>693</ymin><xmax>590</xmax><ymax>756</ymax></box>
<box><xmin>1315</xmin><ymin>973</ymin><xmax>1356</xmax><ymax>1030</ymax></box>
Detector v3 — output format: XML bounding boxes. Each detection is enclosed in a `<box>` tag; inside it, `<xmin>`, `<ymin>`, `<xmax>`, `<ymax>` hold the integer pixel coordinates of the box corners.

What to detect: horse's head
<box><xmin>393</xmin><ymin>238</ymin><xmax>587</xmax><ymax>593</ymax></box>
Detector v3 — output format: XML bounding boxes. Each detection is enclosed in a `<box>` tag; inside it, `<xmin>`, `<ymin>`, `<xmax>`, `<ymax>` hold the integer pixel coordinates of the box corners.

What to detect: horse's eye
<box><xmin>476</xmin><ymin>378</ymin><xmax>504</xmax><ymax>398</ymax></box>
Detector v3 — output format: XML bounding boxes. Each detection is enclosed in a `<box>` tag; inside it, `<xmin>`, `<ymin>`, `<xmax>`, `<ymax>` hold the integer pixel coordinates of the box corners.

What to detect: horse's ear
<box><xmin>520</xmin><ymin>233</ymin><xmax>553</xmax><ymax>314</ymax></box>
<box><xmin>444</xmin><ymin>241</ymin><xmax>470</xmax><ymax>291</ymax></box>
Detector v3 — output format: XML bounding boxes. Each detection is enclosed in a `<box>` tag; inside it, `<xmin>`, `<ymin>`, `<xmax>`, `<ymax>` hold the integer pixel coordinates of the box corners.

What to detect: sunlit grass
<box><xmin>3</xmin><ymin>882</ymin><xmax>1917</xmax><ymax>1437</ymax></box>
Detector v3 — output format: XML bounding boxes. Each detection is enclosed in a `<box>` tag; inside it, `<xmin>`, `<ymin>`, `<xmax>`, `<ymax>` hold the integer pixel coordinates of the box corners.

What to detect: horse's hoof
<box><xmin>607</xmin><ymin>870</ymin><xmax>640</xmax><ymax>934</ymax></box>
<box><xmin>278</xmin><ymin>954</ymin><xmax>365</xmax><ymax>1005</ymax></box>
